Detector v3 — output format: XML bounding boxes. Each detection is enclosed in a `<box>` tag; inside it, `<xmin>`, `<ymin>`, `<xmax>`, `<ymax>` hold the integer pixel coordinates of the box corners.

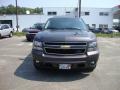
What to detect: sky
<box><xmin>0</xmin><ymin>0</ymin><xmax>120</xmax><ymax>8</ymax></box>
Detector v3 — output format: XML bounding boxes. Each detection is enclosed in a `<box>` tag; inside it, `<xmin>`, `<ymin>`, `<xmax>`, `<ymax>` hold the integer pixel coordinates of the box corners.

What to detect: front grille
<box><xmin>29</xmin><ymin>32</ymin><xmax>37</xmax><ymax>33</ymax></box>
<box><xmin>45</xmin><ymin>48</ymin><xmax>86</xmax><ymax>55</ymax></box>
<box><xmin>43</xmin><ymin>42</ymin><xmax>87</xmax><ymax>55</ymax></box>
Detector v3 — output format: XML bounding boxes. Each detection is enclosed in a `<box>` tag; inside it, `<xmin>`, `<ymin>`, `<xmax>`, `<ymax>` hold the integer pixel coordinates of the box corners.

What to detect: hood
<box><xmin>26</xmin><ymin>28</ymin><xmax>41</xmax><ymax>33</ymax></box>
<box><xmin>35</xmin><ymin>29</ymin><xmax>96</xmax><ymax>42</ymax></box>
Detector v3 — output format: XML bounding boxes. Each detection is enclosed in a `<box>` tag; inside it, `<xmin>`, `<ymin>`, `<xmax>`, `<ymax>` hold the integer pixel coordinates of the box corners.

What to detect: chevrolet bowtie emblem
<box><xmin>60</xmin><ymin>45</ymin><xmax>71</xmax><ymax>49</ymax></box>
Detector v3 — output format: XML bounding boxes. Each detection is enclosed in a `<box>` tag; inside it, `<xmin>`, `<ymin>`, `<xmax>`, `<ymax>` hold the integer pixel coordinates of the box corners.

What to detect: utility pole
<box><xmin>78</xmin><ymin>0</ymin><xmax>81</xmax><ymax>17</ymax></box>
<box><xmin>15</xmin><ymin>0</ymin><xmax>19</xmax><ymax>32</ymax></box>
<box><xmin>119</xmin><ymin>16</ymin><xmax>120</xmax><ymax>27</ymax></box>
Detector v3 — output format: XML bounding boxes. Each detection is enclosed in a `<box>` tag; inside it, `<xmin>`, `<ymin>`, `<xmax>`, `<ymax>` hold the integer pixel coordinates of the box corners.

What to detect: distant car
<box><xmin>23</xmin><ymin>23</ymin><xmax>44</xmax><ymax>41</ymax></box>
<box><xmin>111</xmin><ymin>29</ymin><xmax>119</xmax><ymax>33</ymax></box>
<box><xmin>101</xmin><ymin>28</ymin><xmax>113</xmax><ymax>34</ymax></box>
<box><xmin>0</xmin><ymin>24</ymin><xmax>13</xmax><ymax>38</ymax></box>
<box><xmin>114</xmin><ymin>26</ymin><xmax>120</xmax><ymax>32</ymax></box>
<box><xmin>91</xmin><ymin>28</ymin><xmax>102</xmax><ymax>33</ymax></box>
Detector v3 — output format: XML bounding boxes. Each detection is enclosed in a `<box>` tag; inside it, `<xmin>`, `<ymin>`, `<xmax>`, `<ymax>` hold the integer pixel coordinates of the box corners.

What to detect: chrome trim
<box><xmin>42</xmin><ymin>53</ymin><xmax>87</xmax><ymax>58</ymax></box>
<box><xmin>43</xmin><ymin>42</ymin><xmax>87</xmax><ymax>46</ymax></box>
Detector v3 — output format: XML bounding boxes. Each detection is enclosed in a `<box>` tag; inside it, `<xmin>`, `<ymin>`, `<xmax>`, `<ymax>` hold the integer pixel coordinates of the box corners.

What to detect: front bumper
<box><xmin>32</xmin><ymin>49</ymin><xmax>99</xmax><ymax>68</ymax></box>
<box><xmin>26</xmin><ymin>34</ymin><xmax>36</xmax><ymax>40</ymax></box>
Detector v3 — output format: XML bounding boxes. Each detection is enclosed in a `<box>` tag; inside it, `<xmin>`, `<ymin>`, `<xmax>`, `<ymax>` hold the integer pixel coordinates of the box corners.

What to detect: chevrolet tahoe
<box><xmin>32</xmin><ymin>16</ymin><xmax>99</xmax><ymax>72</ymax></box>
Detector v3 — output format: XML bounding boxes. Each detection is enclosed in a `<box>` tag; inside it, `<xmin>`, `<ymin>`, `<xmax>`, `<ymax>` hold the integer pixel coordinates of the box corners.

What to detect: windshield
<box><xmin>31</xmin><ymin>24</ymin><xmax>39</xmax><ymax>29</ymax></box>
<box><xmin>44</xmin><ymin>18</ymin><xmax>88</xmax><ymax>30</ymax></box>
<box><xmin>31</xmin><ymin>23</ymin><xmax>43</xmax><ymax>30</ymax></box>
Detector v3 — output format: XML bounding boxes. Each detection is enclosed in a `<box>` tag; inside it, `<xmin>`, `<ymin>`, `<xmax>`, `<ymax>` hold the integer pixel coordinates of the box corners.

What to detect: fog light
<box><xmin>36</xmin><ymin>60</ymin><xmax>40</xmax><ymax>63</ymax></box>
<box><xmin>90</xmin><ymin>61</ymin><xmax>95</xmax><ymax>65</ymax></box>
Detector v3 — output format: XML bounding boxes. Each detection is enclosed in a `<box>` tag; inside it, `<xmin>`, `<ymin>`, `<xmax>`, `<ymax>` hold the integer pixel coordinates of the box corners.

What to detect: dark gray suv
<box><xmin>32</xmin><ymin>16</ymin><xmax>99</xmax><ymax>72</ymax></box>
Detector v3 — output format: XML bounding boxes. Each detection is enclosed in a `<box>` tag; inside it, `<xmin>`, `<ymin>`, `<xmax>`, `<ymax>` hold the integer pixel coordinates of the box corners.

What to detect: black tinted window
<box><xmin>1</xmin><ymin>26</ymin><xmax>5</xmax><ymax>29</ymax></box>
<box><xmin>4</xmin><ymin>25</ymin><xmax>9</xmax><ymax>29</ymax></box>
<box><xmin>1</xmin><ymin>25</ymin><xmax>9</xmax><ymax>29</ymax></box>
<box><xmin>48</xmin><ymin>12</ymin><xmax>57</xmax><ymax>15</ymax></box>
<box><xmin>31</xmin><ymin>24</ymin><xmax>42</xmax><ymax>30</ymax></box>
<box><xmin>45</xmin><ymin>18</ymin><xmax>88</xmax><ymax>30</ymax></box>
<box><xmin>85</xmin><ymin>12</ymin><xmax>90</xmax><ymax>15</ymax></box>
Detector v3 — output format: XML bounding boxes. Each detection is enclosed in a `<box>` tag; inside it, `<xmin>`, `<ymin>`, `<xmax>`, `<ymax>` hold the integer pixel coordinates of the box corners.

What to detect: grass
<box><xmin>13</xmin><ymin>32</ymin><xmax>26</xmax><ymax>36</ymax></box>
<box><xmin>13</xmin><ymin>32</ymin><xmax>120</xmax><ymax>38</ymax></box>
<box><xmin>96</xmin><ymin>33</ymin><xmax>120</xmax><ymax>38</ymax></box>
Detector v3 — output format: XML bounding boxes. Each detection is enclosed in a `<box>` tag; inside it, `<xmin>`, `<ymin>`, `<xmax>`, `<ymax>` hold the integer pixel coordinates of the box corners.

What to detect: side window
<box><xmin>99</xmin><ymin>24</ymin><xmax>108</xmax><ymax>29</ymax></box>
<box><xmin>48</xmin><ymin>12</ymin><xmax>57</xmax><ymax>15</ymax></box>
<box><xmin>92</xmin><ymin>24</ymin><xmax>96</xmax><ymax>29</ymax></box>
<box><xmin>1</xmin><ymin>26</ymin><xmax>5</xmax><ymax>30</ymax></box>
<box><xmin>99</xmin><ymin>12</ymin><xmax>109</xmax><ymax>16</ymax></box>
<box><xmin>0</xmin><ymin>25</ymin><xmax>10</xmax><ymax>30</ymax></box>
<box><xmin>85</xmin><ymin>12</ymin><xmax>90</xmax><ymax>16</ymax></box>
<box><xmin>4</xmin><ymin>25</ymin><xmax>9</xmax><ymax>29</ymax></box>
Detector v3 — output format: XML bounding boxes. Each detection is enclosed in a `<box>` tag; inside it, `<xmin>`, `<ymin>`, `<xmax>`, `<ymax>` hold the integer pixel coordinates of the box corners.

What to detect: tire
<box><xmin>9</xmin><ymin>32</ymin><xmax>13</xmax><ymax>38</ymax></box>
<box><xmin>88</xmin><ymin>67</ymin><xmax>96</xmax><ymax>72</ymax></box>
<box><xmin>27</xmin><ymin>38</ymin><xmax>31</xmax><ymax>41</ymax></box>
<box><xmin>0</xmin><ymin>34</ymin><xmax>2</xmax><ymax>39</ymax></box>
<box><xmin>85</xmin><ymin>67</ymin><xmax>96</xmax><ymax>72</ymax></box>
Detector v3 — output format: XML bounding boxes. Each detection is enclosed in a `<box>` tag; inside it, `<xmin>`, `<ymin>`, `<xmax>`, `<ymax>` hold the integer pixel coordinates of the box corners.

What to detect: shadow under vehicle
<box><xmin>14</xmin><ymin>54</ymin><xmax>89</xmax><ymax>82</ymax></box>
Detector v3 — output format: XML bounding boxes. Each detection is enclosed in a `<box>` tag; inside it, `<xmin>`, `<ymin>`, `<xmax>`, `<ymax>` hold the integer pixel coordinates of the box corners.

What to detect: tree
<box><xmin>0</xmin><ymin>6</ymin><xmax>6</xmax><ymax>14</ymax></box>
<box><xmin>6</xmin><ymin>4</ymin><xmax>16</xmax><ymax>14</ymax></box>
<box><xmin>0</xmin><ymin>5</ymin><xmax>43</xmax><ymax>15</ymax></box>
<box><xmin>34</xmin><ymin>7</ymin><xmax>43</xmax><ymax>14</ymax></box>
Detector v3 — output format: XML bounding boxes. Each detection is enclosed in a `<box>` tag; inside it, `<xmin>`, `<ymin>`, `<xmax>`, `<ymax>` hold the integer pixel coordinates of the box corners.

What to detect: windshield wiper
<box><xmin>63</xmin><ymin>28</ymin><xmax>81</xmax><ymax>30</ymax></box>
<box><xmin>45</xmin><ymin>27</ymin><xmax>61</xmax><ymax>30</ymax></box>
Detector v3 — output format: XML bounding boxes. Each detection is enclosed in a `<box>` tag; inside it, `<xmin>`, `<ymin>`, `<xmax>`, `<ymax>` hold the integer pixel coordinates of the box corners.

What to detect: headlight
<box><xmin>88</xmin><ymin>41</ymin><xmax>97</xmax><ymax>51</ymax></box>
<box><xmin>33</xmin><ymin>41</ymin><xmax>42</xmax><ymax>50</ymax></box>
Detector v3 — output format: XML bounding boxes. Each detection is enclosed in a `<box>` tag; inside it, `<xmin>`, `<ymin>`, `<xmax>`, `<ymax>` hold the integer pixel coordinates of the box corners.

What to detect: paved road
<box><xmin>0</xmin><ymin>37</ymin><xmax>120</xmax><ymax>90</ymax></box>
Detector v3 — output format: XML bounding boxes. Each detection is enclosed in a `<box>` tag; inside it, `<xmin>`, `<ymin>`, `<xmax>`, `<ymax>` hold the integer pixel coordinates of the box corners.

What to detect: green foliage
<box><xmin>96</xmin><ymin>33</ymin><xmax>120</xmax><ymax>38</ymax></box>
<box><xmin>0</xmin><ymin>4</ymin><xmax>43</xmax><ymax>15</ymax></box>
<box><xmin>13</xmin><ymin>32</ymin><xmax>26</xmax><ymax>36</ymax></box>
<box><xmin>34</xmin><ymin>7</ymin><xmax>43</xmax><ymax>14</ymax></box>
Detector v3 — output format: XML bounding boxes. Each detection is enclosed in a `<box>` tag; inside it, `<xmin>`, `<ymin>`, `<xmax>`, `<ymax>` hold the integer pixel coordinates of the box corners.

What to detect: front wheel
<box><xmin>9</xmin><ymin>32</ymin><xmax>13</xmax><ymax>38</ymax></box>
<box><xmin>26</xmin><ymin>37</ymin><xmax>31</xmax><ymax>41</ymax></box>
<box><xmin>0</xmin><ymin>34</ymin><xmax>2</xmax><ymax>39</ymax></box>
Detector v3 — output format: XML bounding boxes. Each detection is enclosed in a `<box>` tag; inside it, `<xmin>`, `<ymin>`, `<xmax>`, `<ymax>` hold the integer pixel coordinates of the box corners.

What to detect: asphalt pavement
<box><xmin>0</xmin><ymin>36</ymin><xmax>120</xmax><ymax>90</ymax></box>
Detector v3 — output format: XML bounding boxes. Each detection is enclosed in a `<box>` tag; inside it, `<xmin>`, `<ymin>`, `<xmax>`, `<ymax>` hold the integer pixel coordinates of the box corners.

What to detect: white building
<box><xmin>43</xmin><ymin>7</ymin><xmax>113</xmax><ymax>28</ymax></box>
<box><xmin>43</xmin><ymin>7</ymin><xmax>75</xmax><ymax>16</ymax></box>
<box><xmin>0</xmin><ymin>6</ymin><xmax>120</xmax><ymax>31</ymax></box>
<box><xmin>81</xmin><ymin>7</ymin><xmax>113</xmax><ymax>29</ymax></box>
